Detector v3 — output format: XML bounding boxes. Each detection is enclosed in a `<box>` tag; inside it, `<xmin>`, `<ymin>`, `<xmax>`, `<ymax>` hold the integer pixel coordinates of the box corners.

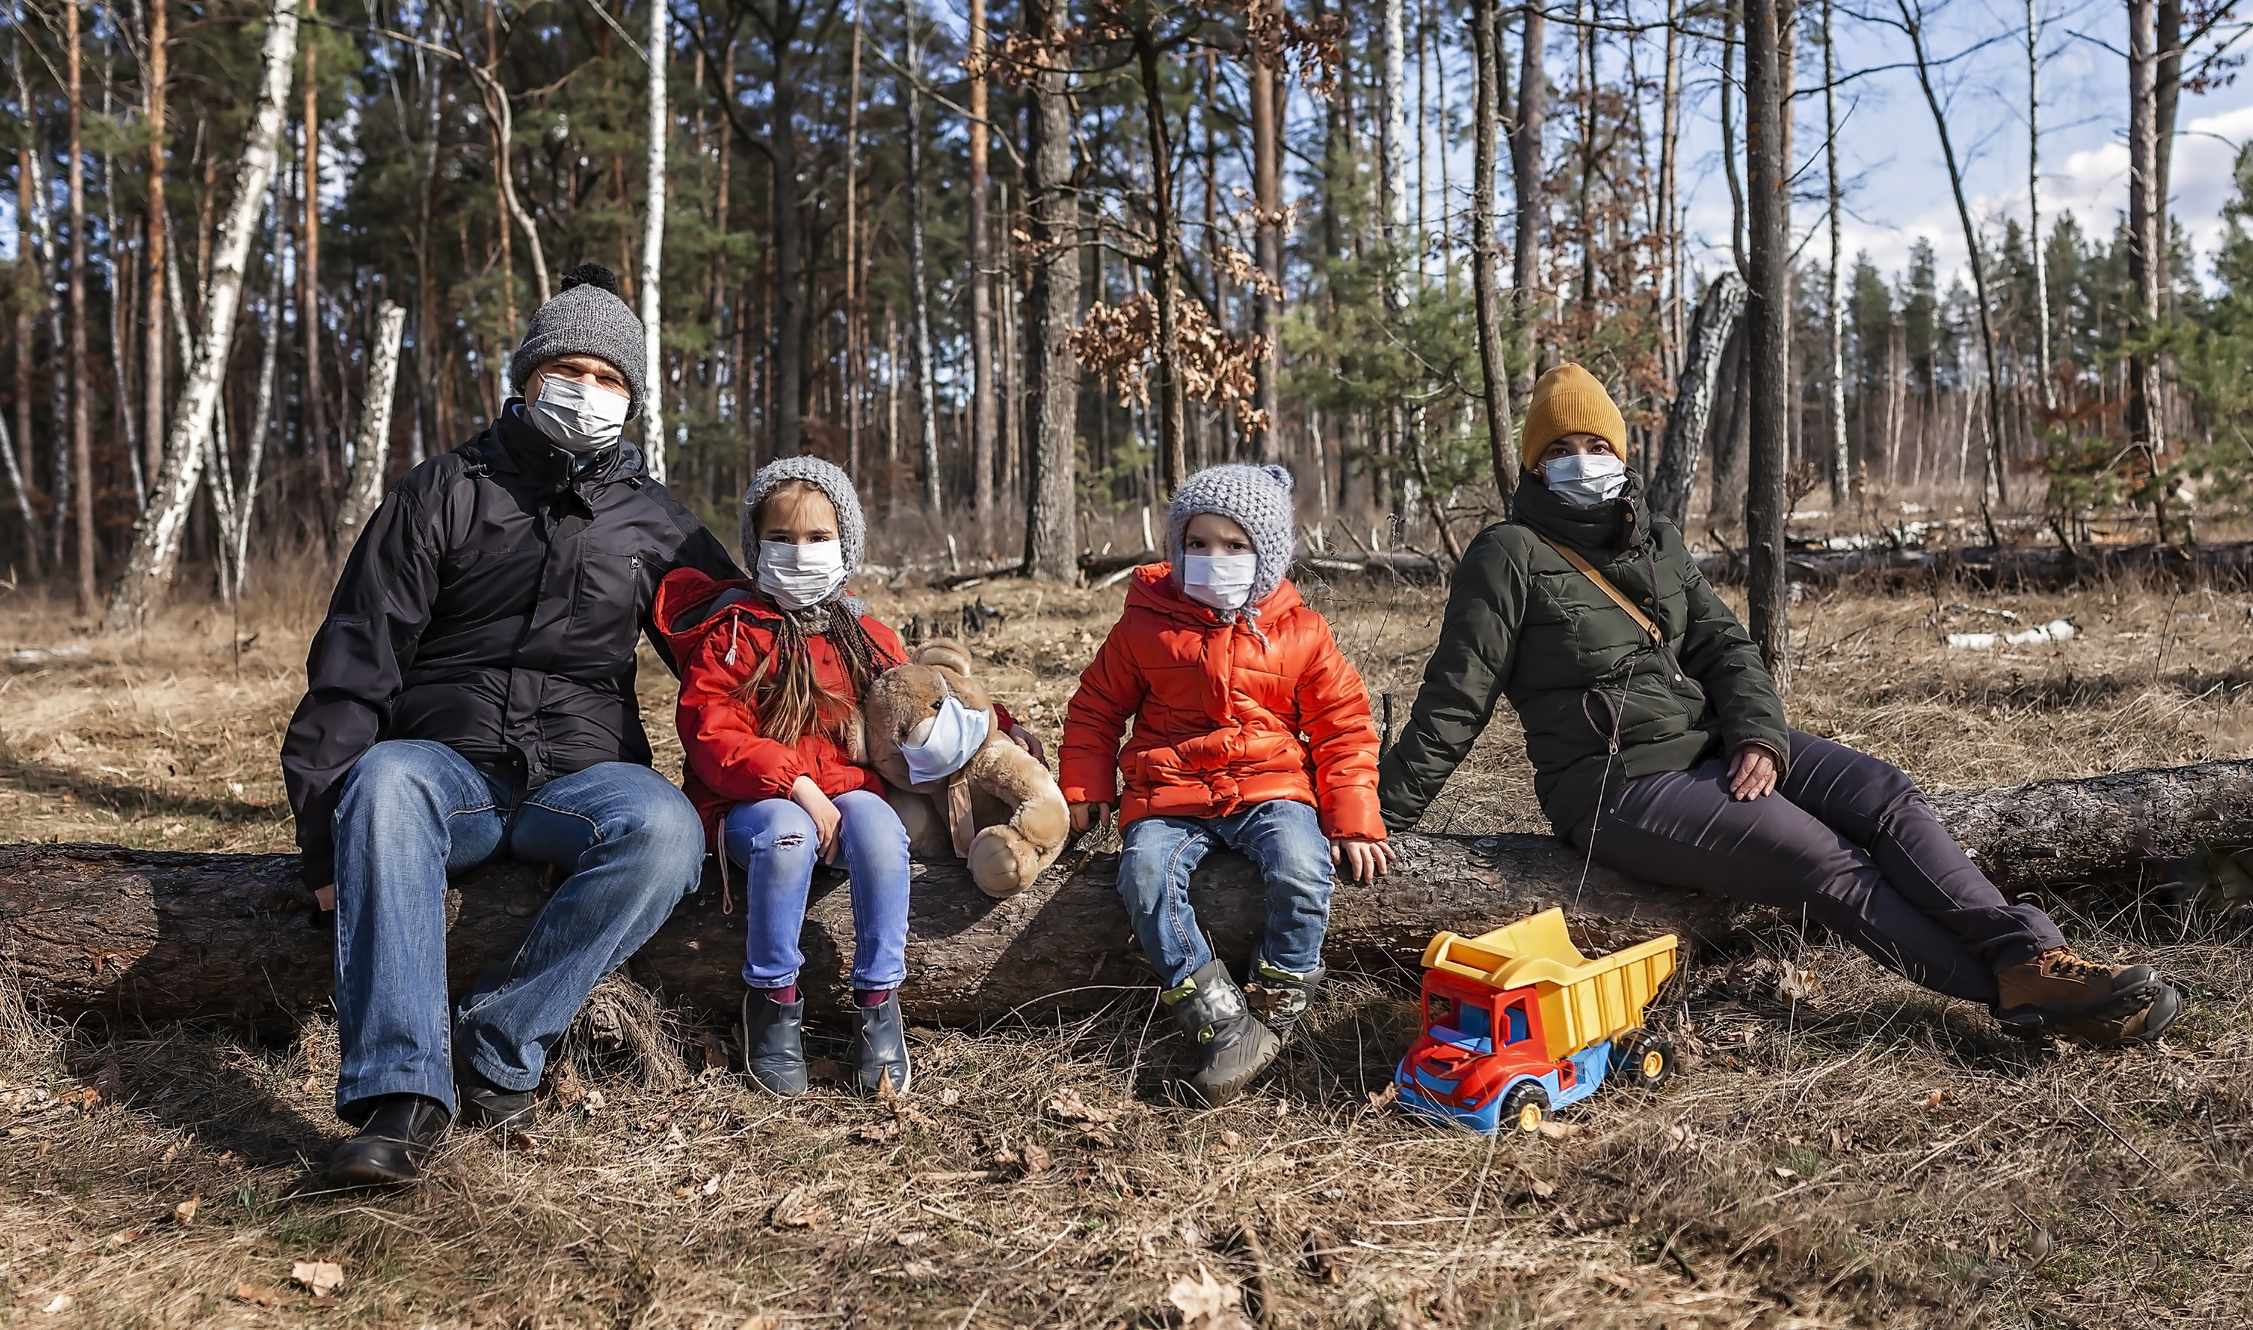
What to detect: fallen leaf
<box><xmin>1530</xmin><ymin>1178</ymin><xmax>1558</xmax><ymax>1199</ymax></box>
<box><xmin>702</xmin><ymin>1174</ymin><xmax>722</xmax><ymax>1197</ymax></box>
<box><xmin>1082</xmin><ymin>1128</ymin><xmax>1118</xmax><ymax>1149</ymax></box>
<box><xmin>697</xmin><ymin>1031</ymin><xmax>729</xmax><ymax>1071</ymax></box>
<box><xmin>40</xmin><ymin>1294</ymin><xmax>74</xmax><ymax>1315</ymax></box>
<box><xmin>508</xmin><ymin>1130</ymin><xmax>539</xmax><ymax>1154</ymax></box>
<box><xmin>895</xmin><ymin>1230</ymin><xmax>928</xmax><ymax>1247</ymax></box>
<box><xmin>106</xmin><ymin>1230</ymin><xmax>137</xmax><ymax>1248</ymax></box>
<box><xmin>1597</xmin><ymin>1270</ymin><xmax>1636</xmax><ymax>1292</ymax></box>
<box><xmin>1022</xmin><ymin>1143</ymin><xmax>1052</xmax><ymax>1174</ymax></box>
<box><xmin>1535</xmin><ymin>1120</ymin><xmax>1584</xmax><ymax>1140</ymax></box>
<box><xmin>741</xmin><ymin>1317</ymin><xmax>781</xmax><ymax>1330</ymax></box>
<box><xmin>856</xmin><ymin>1120</ymin><xmax>902</xmax><ymax>1143</ymax></box>
<box><xmin>292</xmin><ymin>1260</ymin><xmax>346</xmax><ymax>1297</ymax></box>
<box><xmin>232</xmin><ymin>1283</ymin><xmax>287</xmax><ymax>1308</ymax></box>
<box><xmin>1773</xmin><ymin>1166</ymin><xmax>1799</xmax><ymax>1180</ymax></box>
<box><xmin>1366</xmin><ymin>1083</ymin><xmax>1399</xmax><ymax>1112</ymax></box>
<box><xmin>1045</xmin><ymin>1088</ymin><xmax>1118</xmax><ymax>1125</ymax></box>
<box><xmin>1775</xmin><ymin>967</ymin><xmax>1824</xmax><ymax>1004</ymax></box>
<box><xmin>770</xmin><ymin>1186</ymin><xmax>823</xmax><ymax>1229</ymax></box>
<box><xmin>901</xmin><ymin>1260</ymin><xmax>941</xmax><ymax>1279</ymax></box>
<box><xmin>1922</xmin><ymin>1089</ymin><xmax>1946</xmax><ymax>1110</ymax></box>
<box><xmin>1166</xmin><ymin>1264</ymin><xmax>1255</xmax><ymax>1330</ymax></box>
<box><xmin>310</xmin><ymin>1295</ymin><xmax>341</xmax><ymax>1309</ymax></box>
<box><xmin>1218</xmin><ymin>1130</ymin><xmax>1242</xmax><ymax>1149</ymax></box>
<box><xmin>939</xmin><ymin>1087</ymin><xmax>961</xmax><ymax>1107</ymax></box>
<box><xmin>172</xmin><ymin>1198</ymin><xmax>200</xmax><ymax>1224</ymax></box>
<box><xmin>582</xmin><ymin>1089</ymin><xmax>607</xmax><ymax>1113</ymax></box>
<box><xmin>805</xmin><ymin>1058</ymin><xmax>845</xmax><ymax>1084</ymax></box>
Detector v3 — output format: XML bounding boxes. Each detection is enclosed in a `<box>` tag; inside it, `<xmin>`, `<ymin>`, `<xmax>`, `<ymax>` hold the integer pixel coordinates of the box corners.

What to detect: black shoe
<box><xmin>742</xmin><ymin>989</ymin><xmax>809</xmax><ymax>1096</ymax></box>
<box><xmin>848</xmin><ymin>993</ymin><xmax>912</xmax><ymax>1095</ymax></box>
<box><xmin>328</xmin><ymin>1095</ymin><xmax>450</xmax><ymax>1188</ymax></box>
<box><xmin>453</xmin><ymin>1052</ymin><xmax>537</xmax><ymax>1131</ymax></box>
<box><xmin>1166</xmin><ymin>960</ymin><xmax>1280</xmax><ymax>1108</ymax></box>
<box><xmin>1246</xmin><ymin>959</ymin><xmax>1327</xmax><ymax>1043</ymax></box>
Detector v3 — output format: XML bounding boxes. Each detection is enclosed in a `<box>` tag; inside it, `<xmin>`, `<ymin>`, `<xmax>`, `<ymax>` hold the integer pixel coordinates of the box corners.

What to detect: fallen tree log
<box><xmin>1695</xmin><ymin>539</ymin><xmax>2253</xmax><ymax>591</ymax></box>
<box><xmin>4</xmin><ymin>758</ymin><xmax>2248</xmax><ymax>1030</ymax></box>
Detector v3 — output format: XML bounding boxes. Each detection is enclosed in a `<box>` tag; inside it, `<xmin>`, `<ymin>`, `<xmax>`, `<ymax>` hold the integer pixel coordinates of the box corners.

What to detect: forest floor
<box><xmin>2</xmin><ymin>560</ymin><xmax>2252</xmax><ymax>1327</ymax></box>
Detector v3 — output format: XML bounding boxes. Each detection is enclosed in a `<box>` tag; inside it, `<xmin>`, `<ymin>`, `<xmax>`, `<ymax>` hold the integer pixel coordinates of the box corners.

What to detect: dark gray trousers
<box><xmin>1570</xmin><ymin>730</ymin><xmax>2065</xmax><ymax>1005</ymax></box>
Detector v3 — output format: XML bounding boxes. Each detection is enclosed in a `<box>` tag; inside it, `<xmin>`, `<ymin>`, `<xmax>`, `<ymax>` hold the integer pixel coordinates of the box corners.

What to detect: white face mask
<box><xmin>899</xmin><ymin>692</ymin><xmax>991</xmax><ymax>785</ymax></box>
<box><xmin>1543</xmin><ymin>451</ymin><xmax>1629</xmax><ymax>506</ymax></box>
<box><xmin>755</xmin><ymin>539</ymin><xmax>848</xmax><ymax>610</ymax></box>
<box><xmin>527</xmin><ymin>374</ymin><xmax>632</xmax><ymax>454</ymax></box>
<box><xmin>1181</xmin><ymin>552</ymin><xmax>1260</xmax><ymax>611</ymax></box>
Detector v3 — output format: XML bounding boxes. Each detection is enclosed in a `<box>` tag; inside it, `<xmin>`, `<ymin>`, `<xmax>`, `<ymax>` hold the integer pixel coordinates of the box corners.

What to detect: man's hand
<box><xmin>1330</xmin><ymin>837</ymin><xmax>1396</xmax><ymax>884</ymax></box>
<box><xmin>1004</xmin><ymin>724</ymin><xmax>1046</xmax><ymax>764</ymax></box>
<box><xmin>1069</xmin><ymin>801</ymin><xmax>1112</xmax><ymax>834</ymax></box>
<box><xmin>1728</xmin><ymin>746</ymin><xmax>1779</xmax><ymax>801</ymax></box>
<box><xmin>790</xmin><ymin>775</ymin><xmax>844</xmax><ymax>862</ymax></box>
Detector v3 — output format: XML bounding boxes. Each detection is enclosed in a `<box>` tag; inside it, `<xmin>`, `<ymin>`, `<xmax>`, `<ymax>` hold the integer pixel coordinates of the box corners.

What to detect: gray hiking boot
<box><xmin>1246</xmin><ymin>959</ymin><xmax>1326</xmax><ymax>1043</ymax></box>
<box><xmin>1163</xmin><ymin>960</ymin><xmax>1280</xmax><ymax>1108</ymax></box>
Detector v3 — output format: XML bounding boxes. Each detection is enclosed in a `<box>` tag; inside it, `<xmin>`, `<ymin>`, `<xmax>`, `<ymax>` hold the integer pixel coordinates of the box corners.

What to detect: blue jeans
<box><xmin>1117</xmin><ymin>799</ymin><xmax>1336</xmax><ymax>990</ymax></box>
<box><xmin>330</xmin><ymin>740</ymin><xmax>703</xmax><ymax>1120</ymax></box>
<box><xmin>724</xmin><ymin>790</ymin><xmax>911</xmax><ymax>992</ymax></box>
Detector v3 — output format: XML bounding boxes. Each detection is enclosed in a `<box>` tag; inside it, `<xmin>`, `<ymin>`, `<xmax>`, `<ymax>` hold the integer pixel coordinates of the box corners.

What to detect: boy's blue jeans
<box><xmin>1117</xmin><ymin>799</ymin><xmax>1336</xmax><ymax>990</ymax></box>
<box><xmin>330</xmin><ymin>740</ymin><xmax>704</xmax><ymax>1121</ymax></box>
<box><xmin>724</xmin><ymin>789</ymin><xmax>911</xmax><ymax>992</ymax></box>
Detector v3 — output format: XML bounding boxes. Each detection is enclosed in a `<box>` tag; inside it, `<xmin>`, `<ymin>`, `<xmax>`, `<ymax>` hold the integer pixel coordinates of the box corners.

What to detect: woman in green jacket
<box><xmin>1377</xmin><ymin>365</ymin><xmax>2177</xmax><ymax>1046</ymax></box>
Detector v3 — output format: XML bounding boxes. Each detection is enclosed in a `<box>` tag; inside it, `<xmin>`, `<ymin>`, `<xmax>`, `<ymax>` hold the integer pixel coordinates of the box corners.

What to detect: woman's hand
<box><xmin>1330</xmin><ymin>837</ymin><xmax>1397</xmax><ymax>884</ymax></box>
<box><xmin>1069</xmin><ymin>801</ymin><xmax>1112</xmax><ymax>834</ymax></box>
<box><xmin>789</xmin><ymin>775</ymin><xmax>844</xmax><ymax>861</ymax></box>
<box><xmin>1728</xmin><ymin>746</ymin><xmax>1780</xmax><ymax>801</ymax></box>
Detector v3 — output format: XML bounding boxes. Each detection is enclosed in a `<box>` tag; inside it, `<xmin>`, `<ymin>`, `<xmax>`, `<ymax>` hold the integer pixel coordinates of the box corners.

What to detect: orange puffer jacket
<box><xmin>1060</xmin><ymin>564</ymin><xmax>1385</xmax><ymax>841</ymax></box>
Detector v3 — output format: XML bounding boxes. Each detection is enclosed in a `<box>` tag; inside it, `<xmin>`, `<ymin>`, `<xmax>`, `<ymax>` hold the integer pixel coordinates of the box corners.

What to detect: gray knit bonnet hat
<box><xmin>510</xmin><ymin>264</ymin><xmax>647</xmax><ymax>419</ymax></box>
<box><xmin>740</xmin><ymin>455</ymin><xmax>867</xmax><ymax>578</ymax></box>
<box><xmin>1166</xmin><ymin>463</ymin><xmax>1298</xmax><ymax>609</ymax></box>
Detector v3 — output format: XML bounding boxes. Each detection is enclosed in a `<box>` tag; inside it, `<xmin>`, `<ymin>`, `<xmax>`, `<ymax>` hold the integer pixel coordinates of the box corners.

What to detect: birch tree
<box><xmin>641</xmin><ymin>0</ymin><xmax>668</xmax><ymax>481</ymax></box>
<box><xmin>332</xmin><ymin>302</ymin><xmax>408</xmax><ymax>547</ymax></box>
<box><xmin>104</xmin><ymin>0</ymin><xmax>301</xmax><ymax>633</ymax></box>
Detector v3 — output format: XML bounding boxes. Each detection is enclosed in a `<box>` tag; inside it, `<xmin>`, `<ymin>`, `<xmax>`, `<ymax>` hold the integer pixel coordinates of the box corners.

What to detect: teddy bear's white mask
<box><xmin>901</xmin><ymin>692</ymin><xmax>989</xmax><ymax>784</ymax></box>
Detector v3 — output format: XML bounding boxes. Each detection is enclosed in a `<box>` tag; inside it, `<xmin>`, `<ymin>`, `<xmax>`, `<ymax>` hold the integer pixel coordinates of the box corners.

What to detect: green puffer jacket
<box><xmin>1378</xmin><ymin>473</ymin><xmax>1790</xmax><ymax>838</ymax></box>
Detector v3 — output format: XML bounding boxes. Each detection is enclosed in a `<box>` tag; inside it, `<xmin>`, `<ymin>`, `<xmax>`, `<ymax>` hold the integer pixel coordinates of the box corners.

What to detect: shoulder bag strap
<box><xmin>1537</xmin><ymin>535</ymin><xmax>1662</xmax><ymax>646</ymax></box>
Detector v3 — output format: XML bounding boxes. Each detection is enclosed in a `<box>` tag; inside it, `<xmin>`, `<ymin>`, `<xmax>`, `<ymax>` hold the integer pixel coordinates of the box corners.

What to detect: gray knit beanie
<box><xmin>740</xmin><ymin>455</ymin><xmax>867</xmax><ymax>576</ymax></box>
<box><xmin>1166</xmin><ymin>463</ymin><xmax>1298</xmax><ymax>608</ymax></box>
<box><xmin>510</xmin><ymin>264</ymin><xmax>647</xmax><ymax>419</ymax></box>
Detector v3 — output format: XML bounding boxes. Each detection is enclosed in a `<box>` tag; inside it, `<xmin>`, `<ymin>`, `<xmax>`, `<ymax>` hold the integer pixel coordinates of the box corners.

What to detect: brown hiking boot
<box><xmin>1993</xmin><ymin>948</ymin><xmax>2161</xmax><ymax>1041</ymax></box>
<box><xmin>2047</xmin><ymin>982</ymin><xmax>2183</xmax><ymax>1047</ymax></box>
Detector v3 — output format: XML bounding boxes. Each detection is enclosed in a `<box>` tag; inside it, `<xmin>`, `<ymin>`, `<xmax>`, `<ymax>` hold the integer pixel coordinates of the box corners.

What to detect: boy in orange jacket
<box><xmin>1062</xmin><ymin>464</ymin><xmax>1392</xmax><ymax>1106</ymax></box>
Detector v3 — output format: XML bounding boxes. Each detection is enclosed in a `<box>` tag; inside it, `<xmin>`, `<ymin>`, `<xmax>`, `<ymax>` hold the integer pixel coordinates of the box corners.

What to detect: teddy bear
<box><xmin>862</xmin><ymin>639</ymin><xmax>1071</xmax><ymax>899</ymax></box>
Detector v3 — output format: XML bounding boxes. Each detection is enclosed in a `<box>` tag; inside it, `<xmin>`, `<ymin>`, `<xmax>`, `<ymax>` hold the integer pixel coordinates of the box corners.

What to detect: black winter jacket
<box><xmin>281</xmin><ymin>406</ymin><xmax>740</xmax><ymax>887</ymax></box>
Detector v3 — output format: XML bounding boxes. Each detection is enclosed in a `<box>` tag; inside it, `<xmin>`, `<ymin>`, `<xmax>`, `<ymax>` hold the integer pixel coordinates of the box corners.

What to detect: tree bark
<box><xmin>906</xmin><ymin>55</ymin><xmax>942</xmax><ymax>510</ymax></box>
<box><xmin>1021</xmin><ymin>0</ymin><xmax>1080</xmax><ymax>581</ymax></box>
<box><xmin>12</xmin><ymin>759</ymin><xmax>2251</xmax><ymax>1030</ymax></box>
<box><xmin>1133</xmin><ymin>25</ymin><xmax>1188</xmax><ymax>496</ymax></box>
<box><xmin>640</xmin><ymin>0</ymin><xmax>669</xmax><ymax>482</ymax></box>
<box><xmin>1468</xmin><ymin>0</ymin><xmax>1516</xmax><ymax>502</ymax></box>
<box><xmin>103</xmin><ymin>0</ymin><xmax>301</xmax><ymax>633</ymax></box>
<box><xmin>1742</xmin><ymin>0</ymin><xmax>1790</xmax><ymax>689</ymax></box>
<box><xmin>145</xmin><ymin>0</ymin><xmax>170</xmax><ymax>489</ymax></box>
<box><xmin>66</xmin><ymin>0</ymin><xmax>95</xmax><ymax>617</ymax></box>
<box><xmin>331</xmin><ymin>302</ymin><xmax>408</xmax><ymax>547</ymax></box>
<box><xmin>1509</xmin><ymin>2</ymin><xmax>1545</xmax><ymax>397</ymax></box>
<box><xmin>1648</xmin><ymin>272</ymin><xmax>1746</xmax><ymax>530</ymax></box>
<box><xmin>302</xmin><ymin>0</ymin><xmax>332</xmax><ymax>537</ymax></box>
<box><xmin>2125</xmin><ymin>0</ymin><xmax>2162</xmax><ymax>459</ymax></box>
<box><xmin>1249</xmin><ymin>7</ymin><xmax>1282</xmax><ymax>466</ymax></box>
<box><xmin>1381</xmin><ymin>0</ymin><xmax>1408</xmax><ymax>263</ymax></box>
<box><xmin>2027</xmin><ymin>0</ymin><xmax>2052</xmax><ymax>411</ymax></box>
<box><xmin>967</xmin><ymin>0</ymin><xmax>995</xmax><ymax>526</ymax></box>
<box><xmin>1824</xmin><ymin>0</ymin><xmax>1848</xmax><ymax>509</ymax></box>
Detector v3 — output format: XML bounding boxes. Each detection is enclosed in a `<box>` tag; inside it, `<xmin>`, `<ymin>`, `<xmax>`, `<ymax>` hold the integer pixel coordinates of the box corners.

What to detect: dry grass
<box><xmin>4</xmin><ymin>562</ymin><xmax>2253</xmax><ymax>1328</ymax></box>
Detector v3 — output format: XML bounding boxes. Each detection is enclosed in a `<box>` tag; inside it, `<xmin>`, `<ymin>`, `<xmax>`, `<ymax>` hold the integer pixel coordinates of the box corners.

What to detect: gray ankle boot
<box><xmin>1164</xmin><ymin>960</ymin><xmax>1280</xmax><ymax>1108</ymax></box>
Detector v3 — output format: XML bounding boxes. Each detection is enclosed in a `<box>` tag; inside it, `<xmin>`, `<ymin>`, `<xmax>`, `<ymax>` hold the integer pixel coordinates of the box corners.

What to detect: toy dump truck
<box><xmin>1395</xmin><ymin>909</ymin><xmax>1679</xmax><ymax>1134</ymax></box>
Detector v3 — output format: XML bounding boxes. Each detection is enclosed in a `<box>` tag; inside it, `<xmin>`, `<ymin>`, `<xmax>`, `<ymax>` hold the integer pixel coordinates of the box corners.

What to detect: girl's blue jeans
<box><xmin>724</xmin><ymin>789</ymin><xmax>911</xmax><ymax>992</ymax></box>
<box><xmin>1116</xmin><ymin>798</ymin><xmax>1336</xmax><ymax>990</ymax></box>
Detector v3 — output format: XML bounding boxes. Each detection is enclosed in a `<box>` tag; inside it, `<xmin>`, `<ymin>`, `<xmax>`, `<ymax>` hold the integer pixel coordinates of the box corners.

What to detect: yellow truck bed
<box><xmin>1422</xmin><ymin>909</ymin><xmax>1677</xmax><ymax>1064</ymax></box>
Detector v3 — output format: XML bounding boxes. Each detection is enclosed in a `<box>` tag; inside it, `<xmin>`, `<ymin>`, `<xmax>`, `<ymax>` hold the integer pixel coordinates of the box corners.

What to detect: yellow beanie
<box><xmin>1519</xmin><ymin>363</ymin><xmax>1628</xmax><ymax>472</ymax></box>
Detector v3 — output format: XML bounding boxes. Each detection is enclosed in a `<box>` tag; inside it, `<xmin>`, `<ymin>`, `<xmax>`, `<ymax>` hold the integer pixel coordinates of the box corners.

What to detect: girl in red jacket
<box><xmin>655</xmin><ymin>457</ymin><xmax>917</xmax><ymax>1097</ymax></box>
<box><xmin>1061</xmin><ymin>464</ymin><xmax>1393</xmax><ymax>1106</ymax></box>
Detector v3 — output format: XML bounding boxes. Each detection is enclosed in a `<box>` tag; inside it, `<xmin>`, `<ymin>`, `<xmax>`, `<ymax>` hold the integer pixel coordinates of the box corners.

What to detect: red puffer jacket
<box><xmin>655</xmin><ymin>567</ymin><xmax>909</xmax><ymax>849</ymax></box>
<box><xmin>1060</xmin><ymin>564</ymin><xmax>1385</xmax><ymax>841</ymax></box>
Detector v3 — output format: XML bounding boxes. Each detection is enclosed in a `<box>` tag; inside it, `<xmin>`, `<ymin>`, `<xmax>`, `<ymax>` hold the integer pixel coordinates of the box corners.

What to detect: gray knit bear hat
<box><xmin>1166</xmin><ymin>463</ymin><xmax>1298</xmax><ymax>609</ymax></box>
<box><xmin>740</xmin><ymin>455</ymin><xmax>867</xmax><ymax>577</ymax></box>
<box><xmin>510</xmin><ymin>264</ymin><xmax>647</xmax><ymax>419</ymax></box>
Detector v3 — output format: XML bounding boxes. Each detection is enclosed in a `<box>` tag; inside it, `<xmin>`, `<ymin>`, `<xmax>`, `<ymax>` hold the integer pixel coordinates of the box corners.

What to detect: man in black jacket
<box><xmin>282</xmin><ymin>265</ymin><xmax>740</xmax><ymax>1186</ymax></box>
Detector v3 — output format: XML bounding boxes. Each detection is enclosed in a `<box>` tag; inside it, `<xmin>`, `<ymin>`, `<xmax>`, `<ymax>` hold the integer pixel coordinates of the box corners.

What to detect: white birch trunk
<box><xmin>639</xmin><ymin>0</ymin><xmax>668</xmax><ymax>482</ymax></box>
<box><xmin>103</xmin><ymin>0</ymin><xmax>300</xmax><ymax>633</ymax></box>
<box><xmin>1381</xmin><ymin>0</ymin><xmax>1408</xmax><ymax>258</ymax></box>
<box><xmin>332</xmin><ymin>301</ymin><xmax>408</xmax><ymax>547</ymax></box>
<box><xmin>2027</xmin><ymin>0</ymin><xmax>2053</xmax><ymax>411</ymax></box>
<box><xmin>231</xmin><ymin>254</ymin><xmax>287</xmax><ymax>600</ymax></box>
<box><xmin>1824</xmin><ymin>0</ymin><xmax>1848</xmax><ymax>507</ymax></box>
